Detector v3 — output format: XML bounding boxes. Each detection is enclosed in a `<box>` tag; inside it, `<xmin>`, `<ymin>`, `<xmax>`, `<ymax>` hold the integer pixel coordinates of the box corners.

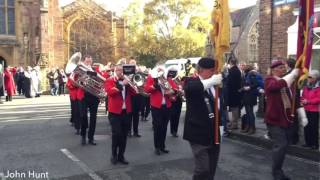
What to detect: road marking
<box><xmin>225</xmin><ymin>138</ymin><xmax>320</xmax><ymax>166</ymax></box>
<box><xmin>0</xmin><ymin>114</ymin><xmax>106</xmax><ymax>123</ymax></box>
<box><xmin>60</xmin><ymin>148</ymin><xmax>103</xmax><ymax>180</ymax></box>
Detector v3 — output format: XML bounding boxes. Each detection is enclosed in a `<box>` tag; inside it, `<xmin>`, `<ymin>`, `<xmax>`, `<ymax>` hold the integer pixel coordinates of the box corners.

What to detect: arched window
<box><xmin>0</xmin><ymin>0</ymin><xmax>15</xmax><ymax>35</ymax></box>
<box><xmin>248</xmin><ymin>21</ymin><xmax>259</xmax><ymax>64</ymax></box>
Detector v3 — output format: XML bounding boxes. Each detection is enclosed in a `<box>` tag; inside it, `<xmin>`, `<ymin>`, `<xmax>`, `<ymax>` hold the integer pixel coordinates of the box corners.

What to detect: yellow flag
<box><xmin>211</xmin><ymin>0</ymin><xmax>230</xmax><ymax>72</ymax></box>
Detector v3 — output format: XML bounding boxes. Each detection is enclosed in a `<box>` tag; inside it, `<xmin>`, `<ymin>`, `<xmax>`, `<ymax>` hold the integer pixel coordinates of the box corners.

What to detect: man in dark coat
<box><xmin>226</xmin><ymin>58</ymin><xmax>242</xmax><ymax>129</ymax></box>
<box><xmin>183</xmin><ymin>57</ymin><xmax>222</xmax><ymax>180</ymax></box>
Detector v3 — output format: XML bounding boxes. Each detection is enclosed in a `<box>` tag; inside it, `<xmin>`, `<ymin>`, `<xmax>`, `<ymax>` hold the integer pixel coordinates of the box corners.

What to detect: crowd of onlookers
<box><xmin>0</xmin><ymin>64</ymin><xmax>69</xmax><ymax>104</ymax></box>
<box><xmin>0</xmin><ymin>65</ymin><xmax>43</xmax><ymax>103</ymax></box>
<box><xmin>221</xmin><ymin>57</ymin><xmax>319</xmax><ymax>150</ymax></box>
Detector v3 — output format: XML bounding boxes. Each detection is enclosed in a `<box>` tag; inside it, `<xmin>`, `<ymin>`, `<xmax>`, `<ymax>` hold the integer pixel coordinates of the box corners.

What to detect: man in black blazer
<box><xmin>183</xmin><ymin>57</ymin><xmax>222</xmax><ymax>180</ymax></box>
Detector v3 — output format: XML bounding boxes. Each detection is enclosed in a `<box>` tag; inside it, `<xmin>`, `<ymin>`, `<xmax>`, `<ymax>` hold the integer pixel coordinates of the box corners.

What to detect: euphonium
<box><xmin>65</xmin><ymin>52</ymin><xmax>106</xmax><ymax>100</ymax></box>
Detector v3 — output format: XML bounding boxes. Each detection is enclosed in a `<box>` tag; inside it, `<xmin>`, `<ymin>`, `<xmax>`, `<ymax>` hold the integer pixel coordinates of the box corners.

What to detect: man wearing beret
<box><xmin>183</xmin><ymin>57</ymin><xmax>222</xmax><ymax>180</ymax></box>
<box><xmin>264</xmin><ymin>59</ymin><xmax>299</xmax><ymax>180</ymax></box>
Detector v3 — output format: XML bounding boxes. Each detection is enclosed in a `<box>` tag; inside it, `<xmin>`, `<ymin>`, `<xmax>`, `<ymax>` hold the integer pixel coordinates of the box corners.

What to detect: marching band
<box><xmin>64</xmin><ymin>52</ymin><xmax>208</xmax><ymax>165</ymax></box>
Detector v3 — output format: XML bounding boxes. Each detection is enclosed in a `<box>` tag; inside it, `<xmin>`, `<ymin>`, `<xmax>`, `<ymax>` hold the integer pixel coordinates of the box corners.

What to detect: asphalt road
<box><xmin>0</xmin><ymin>95</ymin><xmax>319</xmax><ymax>180</ymax></box>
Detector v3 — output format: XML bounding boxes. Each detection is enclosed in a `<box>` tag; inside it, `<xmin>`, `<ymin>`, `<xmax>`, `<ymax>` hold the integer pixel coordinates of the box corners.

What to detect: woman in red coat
<box><xmin>301</xmin><ymin>70</ymin><xmax>320</xmax><ymax>150</ymax></box>
<box><xmin>4</xmin><ymin>67</ymin><xmax>16</xmax><ymax>101</ymax></box>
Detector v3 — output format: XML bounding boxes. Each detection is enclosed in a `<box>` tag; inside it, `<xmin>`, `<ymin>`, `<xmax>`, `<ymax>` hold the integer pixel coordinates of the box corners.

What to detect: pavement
<box><xmin>226</xmin><ymin>108</ymin><xmax>320</xmax><ymax>162</ymax></box>
<box><xmin>0</xmin><ymin>95</ymin><xmax>319</xmax><ymax>180</ymax></box>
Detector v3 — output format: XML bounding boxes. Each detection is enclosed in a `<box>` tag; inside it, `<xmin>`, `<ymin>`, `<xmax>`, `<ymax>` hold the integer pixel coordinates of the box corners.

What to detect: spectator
<box><xmin>240</xmin><ymin>65</ymin><xmax>259</xmax><ymax>134</ymax></box>
<box><xmin>4</xmin><ymin>66</ymin><xmax>16</xmax><ymax>101</ymax></box>
<box><xmin>24</xmin><ymin>66</ymin><xmax>32</xmax><ymax>98</ymax></box>
<box><xmin>0</xmin><ymin>63</ymin><xmax>4</xmax><ymax>104</ymax></box>
<box><xmin>301</xmin><ymin>70</ymin><xmax>320</xmax><ymax>150</ymax></box>
<box><xmin>15</xmin><ymin>67</ymin><xmax>25</xmax><ymax>95</ymax></box>
<box><xmin>47</xmin><ymin>68</ymin><xmax>58</xmax><ymax>96</ymax></box>
<box><xmin>58</xmin><ymin>69</ymin><xmax>67</xmax><ymax>96</ymax></box>
<box><xmin>226</xmin><ymin>58</ymin><xmax>242</xmax><ymax>129</ymax></box>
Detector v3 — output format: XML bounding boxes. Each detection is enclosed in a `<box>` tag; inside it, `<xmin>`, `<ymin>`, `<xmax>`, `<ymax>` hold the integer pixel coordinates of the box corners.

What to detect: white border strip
<box><xmin>60</xmin><ymin>148</ymin><xmax>103</xmax><ymax>180</ymax></box>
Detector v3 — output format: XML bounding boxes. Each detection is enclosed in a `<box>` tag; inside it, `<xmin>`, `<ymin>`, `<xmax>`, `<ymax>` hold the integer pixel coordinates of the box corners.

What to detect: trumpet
<box><xmin>123</xmin><ymin>74</ymin><xmax>139</xmax><ymax>94</ymax></box>
<box><xmin>123</xmin><ymin>72</ymin><xmax>148</xmax><ymax>96</ymax></box>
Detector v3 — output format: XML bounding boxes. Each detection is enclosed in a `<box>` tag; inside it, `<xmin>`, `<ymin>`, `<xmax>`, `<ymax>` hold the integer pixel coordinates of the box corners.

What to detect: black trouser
<box><xmin>304</xmin><ymin>111</ymin><xmax>319</xmax><ymax>148</ymax></box>
<box><xmin>267</xmin><ymin>124</ymin><xmax>290</xmax><ymax>179</ymax></box>
<box><xmin>141</xmin><ymin>96</ymin><xmax>150</xmax><ymax>119</ymax></box>
<box><xmin>58</xmin><ymin>83</ymin><xmax>65</xmax><ymax>95</ymax></box>
<box><xmin>109</xmin><ymin>111</ymin><xmax>130</xmax><ymax>160</ymax></box>
<box><xmin>17</xmin><ymin>80</ymin><xmax>24</xmax><ymax>95</ymax></box>
<box><xmin>80</xmin><ymin>94</ymin><xmax>99</xmax><ymax>140</ymax></box>
<box><xmin>70</xmin><ymin>99</ymin><xmax>81</xmax><ymax>130</ymax></box>
<box><xmin>105</xmin><ymin>96</ymin><xmax>109</xmax><ymax>112</ymax></box>
<box><xmin>151</xmin><ymin>105</ymin><xmax>170</xmax><ymax>150</ymax></box>
<box><xmin>24</xmin><ymin>78</ymin><xmax>31</xmax><ymax>98</ymax></box>
<box><xmin>128</xmin><ymin>95</ymin><xmax>141</xmax><ymax>134</ymax></box>
<box><xmin>190</xmin><ymin>143</ymin><xmax>220</xmax><ymax>180</ymax></box>
<box><xmin>170</xmin><ymin>98</ymin><xmax>182</xmax><ymax>134</ymax></box>
<box><xmin>289</xmin><ymin>114</ymin><xmax>299</xmax><ymax>145</ymax></box>
<box><xmin>5</xmin><ymin>95</ymin><xmax>12</xmax><ymax>101</ymax></box>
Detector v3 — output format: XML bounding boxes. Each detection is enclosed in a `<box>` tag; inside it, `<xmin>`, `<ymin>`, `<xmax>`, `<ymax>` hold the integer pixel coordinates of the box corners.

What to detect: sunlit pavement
<box><xmin>0</xmin><ymin>95</ymin><xmax>319</xmax><ymax>180</ymax></box>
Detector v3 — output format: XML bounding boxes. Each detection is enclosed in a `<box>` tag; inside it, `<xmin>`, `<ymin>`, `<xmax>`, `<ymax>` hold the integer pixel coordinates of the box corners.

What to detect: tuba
<box><xmin>65</xmin><ymin>52</ymin><xmax>106</xmax><ymax>100</ymax></box>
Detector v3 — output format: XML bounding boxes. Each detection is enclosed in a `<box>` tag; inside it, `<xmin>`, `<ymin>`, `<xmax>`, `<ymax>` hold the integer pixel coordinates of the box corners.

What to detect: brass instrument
<box><xmin>151</xmin><ymin>67</ymin><xmax>174</xmax><ymax>96</ymax></box>
<box><xmin>123</xmin><ymin>73</ymin><xmax>148</xmax><ymax>96</ymax></box>
<box><xmin>65</xmin><ymin>52</ymin><xmax>106</xmax><ymax>100</ymax></box>
<box><xmin>123</xmin><ymin>74</ymin><xmax>139</xmax><ymax>94</ymax></box>
<box><xmin>133</xmin><ymin>72</ymin><xmax>149</xmax><ymax>96</ymax></box>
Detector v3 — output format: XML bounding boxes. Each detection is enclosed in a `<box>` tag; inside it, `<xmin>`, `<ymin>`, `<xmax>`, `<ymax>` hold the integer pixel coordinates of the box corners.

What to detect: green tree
<box><xmin>125</xmin><ymin>0</ymin><xmax>211</xmax><ymax>66</ymax></box>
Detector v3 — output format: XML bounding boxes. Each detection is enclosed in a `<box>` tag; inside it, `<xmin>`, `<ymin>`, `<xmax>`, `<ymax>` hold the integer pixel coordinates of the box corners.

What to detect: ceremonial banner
<box><xmin>211</xmin><ymin>0</ymin><xmax>231</xmax><ymax>72</ymax></box>
<box><xmin>211</xmin><ymin>0</ymin><xmax>231</xmax><ymax>144</ymax></box>
<box><xmin>296</xmin><ymin>0</ymin><xmax>314</xmax><ymax>87</ymax></box>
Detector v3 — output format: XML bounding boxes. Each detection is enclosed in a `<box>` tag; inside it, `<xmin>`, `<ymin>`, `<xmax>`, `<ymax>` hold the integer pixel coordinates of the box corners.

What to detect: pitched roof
<box><xmin>231</xmin><ymin>6</ymin><xmax>254</xmax><ymax>27</ymax></box>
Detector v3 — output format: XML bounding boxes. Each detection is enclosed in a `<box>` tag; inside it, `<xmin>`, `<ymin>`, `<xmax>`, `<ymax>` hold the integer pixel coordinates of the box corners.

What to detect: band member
<box><xmin>104</xmin><ymin>63</ymin><xmax>114</xmax><ymax>114</ymax></box>
<box><xmin>167</xmin><ymin>66</ymin><xmax>183</xmax><ymax>137</ymax></box>
<box><xmin>80</xmin><ymin>55</ymin><xmax>100</xmax><ymax>146</ymax></box>
<box><xmin>105</xmin><ymin>64</ymin><xmax>137</xmax><ymax>165</ymax></box>
<box><xmin>144</xmin><ymin>66</ymin><xmax>177</xmax><ymax>155</ymax></box>
<box><xmin>265</xmin><ymin>59</ymin><xmax>299</xmax><ymax>180</ymax></box>
<box><xmin>127</xmin><ymin>58</ymin><xmax>142</xmax><ymax>137</ymax></box>
<box><xmin>66</xmin><ymin>75</ymin><xmax>81</xmax><ymax>134</ymax></box>
<box><xmin>183</xmin><ymin>57</ymin><xmax>222</xmax><ymax>180</ymax></box>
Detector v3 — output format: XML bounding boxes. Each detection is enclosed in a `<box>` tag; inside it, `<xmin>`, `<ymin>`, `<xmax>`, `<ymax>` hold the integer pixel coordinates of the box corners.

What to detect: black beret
<box><xmin>198</xmin><ymin>57</ymin><xmax>215</xmax><ymax>69</ymax></box>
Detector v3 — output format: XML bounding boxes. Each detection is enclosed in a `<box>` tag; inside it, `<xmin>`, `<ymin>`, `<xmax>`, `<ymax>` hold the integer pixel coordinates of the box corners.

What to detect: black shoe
<box><xmin>75</xmin><ymin>130</ymin><xmax>80</xmax><ymax>135</ymax></box>
<box><xmin>302</xmin><ymin>144</ymin><xmax>311</xmax><ymax>148</ymax></box>
<box><xmin>81</xmin><ymin>137</ymin><xmax>86</xmax><ymax>145</ymax></box>
<box><xmin>110</xmin><ymin>156</ymin><xmax>117</xmax><ymax>165</ymax></box>
<box><xmin>311</xmin><ymin>146</ymin><xmax>318</xmax><ymax>150</ymax></box>
<box><xmin>160</xmin><ymin>149</ymin><xmax>169</xmax><ymax>153</ymax></box>
<box><xmin>155</xmin><ymin>149</ymin><xmax>161</xmax><ymax>155</ymax></box>
<box><xmin>171</xmin><ymin>133</ymin><xmax>178</xmax><ymax>137</ymax></box>
<box><xmin>118</xmin><ymin>158</ymin><xmax>129</xmax><ymax>165</ymax></box>
<box><xmin>88</xmin><ymin>140</ymin><xmax>97</xmax><ymax>145</ymax></box>
<box><xmin>133</xmin><ymin>134</ymin><xmax>141</xmax><ymax>137</ymax></box>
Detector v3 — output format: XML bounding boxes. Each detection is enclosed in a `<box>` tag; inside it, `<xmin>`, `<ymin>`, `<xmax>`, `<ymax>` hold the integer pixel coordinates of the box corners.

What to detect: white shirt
<box><xmin>117</xmin><ymin>77</ymin><xmax>126</xmax><ymax>109</ymax></box>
